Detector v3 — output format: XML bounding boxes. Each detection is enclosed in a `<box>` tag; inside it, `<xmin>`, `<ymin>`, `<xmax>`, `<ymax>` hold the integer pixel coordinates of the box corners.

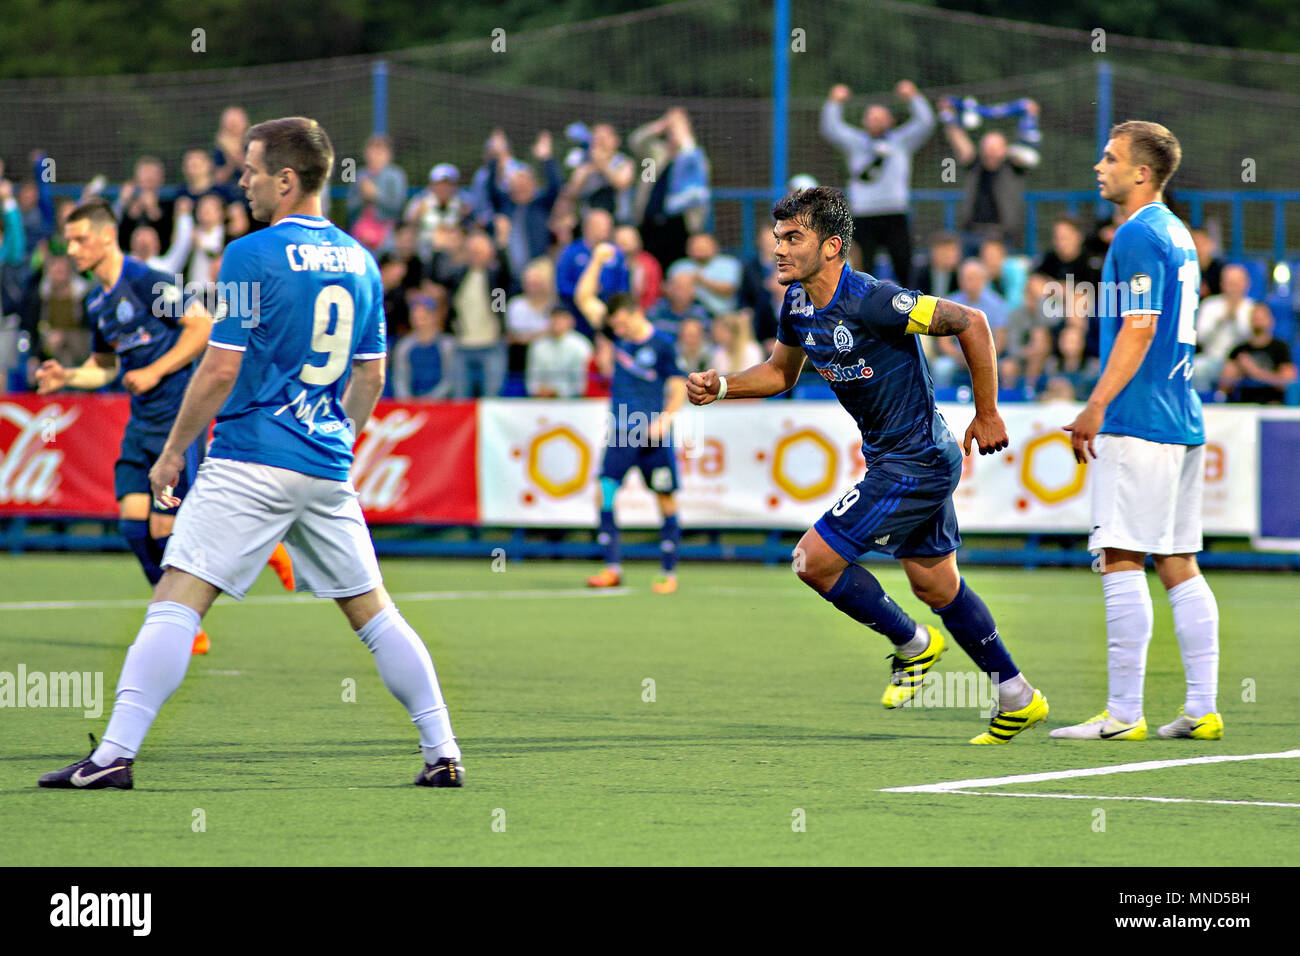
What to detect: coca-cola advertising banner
<box><xmin>0</xmin><ymin>394</ymin><xmax>478</xmax><ymax>524</ymax></box>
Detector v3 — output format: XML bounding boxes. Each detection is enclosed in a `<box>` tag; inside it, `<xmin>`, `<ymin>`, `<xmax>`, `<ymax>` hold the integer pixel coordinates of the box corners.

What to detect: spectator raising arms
<box><xmin>820</xmin><ymin>79</ymin><xmax>935</xmax><ymax>280</ymax></box>
<box><xmin>630</xmin><ymin>108</ymin><xmax>711</xmax><ymax>270</ymax></box>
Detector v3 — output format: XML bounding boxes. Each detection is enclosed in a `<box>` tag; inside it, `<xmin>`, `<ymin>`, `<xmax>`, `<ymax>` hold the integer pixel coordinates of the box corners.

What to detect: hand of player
<box><xmin>592</xmin><ymin>241</ymin><xmax>618</xmax><ymax>265</ymax></box>
<box><xmin>533</xmin><ymin>131</ymin><xmax>553</xmax><ymax>160</ymax></box>
<box><xmin>687</xmin><ymin>369</ymin><xmax>722</xmax><ymax>406</ymax></box>
<box><xmin>1064</xmin><ymin>401</ymin><xmax>1104</xmax><ymax>463</ymax></box>
<box><xmin>829</xmin><ymin>84</ymin><xmax>851</xmax><ymax>103</ymax></box>
<box><xmin>35</xmin><ymin>359</ymin><xmax>68</xmax><ymax>394</ymax></box>
<box><xmin>1024</xmin><ymin>99</ymin><xmax>1040</xmax><ymax>117</ymax></box>
<box><xmin>895</xmin><ymin>80</ymin><xmax>918</xmax><ymax>100</ymax></box>
<box><xmin>175</xmin><ymin>195</ymin><xmax>193</xmax><ymax>217</ymax></box>
<box><xmin>963</xmin><ymin>409</ymin><xmax>1009</xmax><ymax>456</ymax></box>
<box><xmin>149</xmin><ymin>450</ymin><xmax>185</xmax><ymax>510</ymax></box>
<box><xmin>123</xmin><ymin>366</ymin><xmax>163</xmax><ymax>396</ymax></box>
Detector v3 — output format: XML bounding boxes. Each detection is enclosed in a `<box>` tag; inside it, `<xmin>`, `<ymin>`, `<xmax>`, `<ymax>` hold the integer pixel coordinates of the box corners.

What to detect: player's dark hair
<box><xmin>1111</xmin><ymin>120</ymin><xmax>1181</xmax><ymax>191</ymax></box>
<box><xmin>246</xmin><ymin>116</ymin><xmax>335</xmax><ymax>196</ymax></box>
<box><xmin>606</xmin><ymin>292</ymin><xmax>639</xmax><ymax>316</ymax></box>
<box><xmin>771</xmin><ymin>186</ymin><xmax>853</xmax><ymax>261</ymax></box>
<box><xmin>65</xmin><ymin>198</ymin><xmax>118</xmax><ymax>232</ymax></box>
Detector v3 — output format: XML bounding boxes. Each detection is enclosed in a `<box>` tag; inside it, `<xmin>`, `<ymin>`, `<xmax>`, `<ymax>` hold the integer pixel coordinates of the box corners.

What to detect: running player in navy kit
<box><xmin>688</xmin><ymin>187</ymin><xmax>1047</xmax><ymax>743</ymax></box>
<box><xmin>35</xmin><ymin>200</ymin><xmax>296</xmax><ymax>656</ymax></box>
<box><xmin>40</xmin><ymin>117</ymin><xmax>462</xmax><ymax>789</ymax></box>
<box><xmin>576</xmin><ymin>242</ymin><xmax>687</xmax><ymax>594</ymax></box>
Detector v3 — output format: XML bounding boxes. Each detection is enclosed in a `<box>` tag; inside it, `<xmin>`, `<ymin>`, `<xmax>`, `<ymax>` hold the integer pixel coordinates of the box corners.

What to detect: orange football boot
<box><xmin>586</xmin><ymin>568</ymin><xmax>621</xmax><ymax>588</ymax></box>
<box><xmin>267</xmin><ymin>542</ymin><xmax>295</xmax><ymax>591</ymax></box>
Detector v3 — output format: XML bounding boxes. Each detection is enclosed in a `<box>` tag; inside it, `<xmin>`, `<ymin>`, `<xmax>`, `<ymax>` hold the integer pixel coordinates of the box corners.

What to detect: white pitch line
<box><xmin>0</xmin><ymin>587</ymin><xmax>631</xmax><ymax>612</ymax></box>
<box><xmin>930</xmin><ymin>789</ymin><xmax>1300</xmax><ymax>809</ymax></box>
<box><xmin>881</xmin><ymin>750</ymin><xmax>1300</xmax><ymax>793</ymax></box>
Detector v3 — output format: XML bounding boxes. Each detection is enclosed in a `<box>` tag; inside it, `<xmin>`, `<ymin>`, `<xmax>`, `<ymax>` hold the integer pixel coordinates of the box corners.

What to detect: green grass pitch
<box><xmin>2</xmin><ymin>554</ymin><xmax>1296</xmax><ymax>865</ymax></box>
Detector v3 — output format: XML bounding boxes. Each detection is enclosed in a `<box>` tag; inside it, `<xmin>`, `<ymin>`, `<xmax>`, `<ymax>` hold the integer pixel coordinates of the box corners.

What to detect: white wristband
<box><xmin>715</xmin><ymin>375</ymin><xmax>728</xmax><ymax>402</ymax></box>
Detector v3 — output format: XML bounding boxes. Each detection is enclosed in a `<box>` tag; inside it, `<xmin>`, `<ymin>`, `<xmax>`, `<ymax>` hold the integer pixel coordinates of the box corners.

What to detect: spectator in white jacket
<box><xmin>526</xmin><ymin>307</ymin><xmax>593</xmax><ymax>398</ymax></box>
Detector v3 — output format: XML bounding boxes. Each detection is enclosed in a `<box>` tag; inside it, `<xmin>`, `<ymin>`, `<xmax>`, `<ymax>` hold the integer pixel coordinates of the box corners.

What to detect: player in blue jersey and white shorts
<box><xmin>574</xmin><ymin>243</ymin><xmax>688</xmax><ymax>594</ymax></box>
<box><xmin>688</xmin><ymin>187</ymin><xmax>1048</xmax><ymax>744</ymax></box>
<box><xmin>1056</xmin><ymin>121</ymin><xmax>1223</xmax><ymax>742</ymax></box>
<box><xmin>40</xmin><ymin>117</ymin><xmax>463</xmax><ymax>790</ymax></box>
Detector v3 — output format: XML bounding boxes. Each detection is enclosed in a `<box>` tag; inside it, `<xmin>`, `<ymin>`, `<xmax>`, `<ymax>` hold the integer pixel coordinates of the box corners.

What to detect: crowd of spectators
<box><xmin>1</xmin><ymin>99</ymin><xmax>1294</xmax><ymax>406</ymax></box>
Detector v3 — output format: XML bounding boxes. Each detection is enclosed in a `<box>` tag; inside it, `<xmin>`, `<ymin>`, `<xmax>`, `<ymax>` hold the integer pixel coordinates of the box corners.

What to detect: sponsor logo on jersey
<box><xmin>833</xmin><ymin>324</ymin><xmax>854</xmax><ymax>353</ymax></box>
<box><xmin>816</xmin><ymin>358</ymin><xmax>874</xmax><ymax>384</ymax></box>
<box><xmin>874</xmin><ymin>534</ymin><xmax>890</xmax><ymax>546</ymax></box>
<box><xmin>116</xmin><ymin>298</ymin><xmax>135</xmax><ymax>322</ymax></box>
<box><xmin>804</xmin><ymin>331</ymin><xmax>815</xmax><ymax>346</ymax></box>
<box><xmin>891</xmin><ymin>291</ymin><xmax>916</xmax><ymax>314</ymax></box>
<box><xmin>110</xmin><ymin>327</ymin><xmax>154</xmax><ymax>353</ymax></box>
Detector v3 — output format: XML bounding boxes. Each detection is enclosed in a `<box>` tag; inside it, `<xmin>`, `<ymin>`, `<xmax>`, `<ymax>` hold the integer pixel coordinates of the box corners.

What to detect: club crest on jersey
<box><xmin>116</xmin><ymin>299</ymin><xmax>135</xmax><ymax>322</ymax></box>
<box><xmin>636</xmin><ymin>346</ymin><xmax>656</xmax><ymax>366</ymax></box>
<box><xmin>891</xmin><ymin>291</ymin><xmax>915</xmax><ymax>314</ymax></box>
<box><xmin>833</xmin><ymin>324</ymin><xmax>854</xmax><ymax>353</ymax></box>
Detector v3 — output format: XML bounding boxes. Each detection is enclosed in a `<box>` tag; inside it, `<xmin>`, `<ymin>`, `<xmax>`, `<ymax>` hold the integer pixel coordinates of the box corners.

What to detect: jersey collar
<box><xmin>815</xmin><ymin>263</ymin><xmax>851</xmax><ymax>316</ymax></box>
<box><xmin>276</xmin><ymin>215</ymin><xmax>330</xmax><ymax>230</ymax></box>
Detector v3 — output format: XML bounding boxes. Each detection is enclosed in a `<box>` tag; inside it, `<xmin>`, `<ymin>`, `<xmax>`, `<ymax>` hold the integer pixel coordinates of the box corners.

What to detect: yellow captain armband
<box><xmin>902</xmin><ymin>294</ymin><xmax>938</xmax><ymax>335</ymax></box>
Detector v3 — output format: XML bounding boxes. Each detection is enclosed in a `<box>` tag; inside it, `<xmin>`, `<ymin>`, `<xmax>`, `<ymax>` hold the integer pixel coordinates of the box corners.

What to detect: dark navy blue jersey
<box><xmin>777</xmin><ymin>263</ymin><xmax>958</xmax><ymax>465</ymax></box>
<box><xmin>88</xmin><ymin>256</ymin><xmax>194</xmax><ymax>433</ymax></box>
<box><xmin>608</xmin><ymin>328</ymin><xmax>684</xmax><ymax>440</ymax></box>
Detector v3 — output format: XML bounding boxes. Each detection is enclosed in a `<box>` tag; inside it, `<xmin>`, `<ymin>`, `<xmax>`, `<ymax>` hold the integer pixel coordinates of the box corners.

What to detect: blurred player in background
<box><xmin>40</xmin><ymin>116</ymin><xmax>463</xmax><ymax>790</ymax></box>
<box><xmin>34</xmin><ymin>199</ymin><xmax>294</xmax><ymax>656</ymax></box>
<box><xmin>688</xmin><ymin>187</ymin><xmax>1047</xmax><ymax>744</ymax></box>
<box><xmin>575</xmin><ymin>242</ymin><xmax>687</xmax><ymax>594</ymax></box>
<box><xmin>1057</xmin><ymin>122</ymin><xmax>1222</xmax><ymax>742</ymax></box>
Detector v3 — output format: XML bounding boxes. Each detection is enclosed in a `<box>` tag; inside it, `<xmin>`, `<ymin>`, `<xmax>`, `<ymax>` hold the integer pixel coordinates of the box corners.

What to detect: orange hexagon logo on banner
<box><xmin>772</xmin><ymin>429</ymin><xmax>838</xmax><ymax>501</ymax></box>
<box><xmin>1020</xmin><ymin>431</ymin><xmax>1086</xmax><ymax>505</ymax></box>
<box><xmin>527</xmin><ymin>426</ymin><xmax>591</xmax><ymax>498</ymax></box>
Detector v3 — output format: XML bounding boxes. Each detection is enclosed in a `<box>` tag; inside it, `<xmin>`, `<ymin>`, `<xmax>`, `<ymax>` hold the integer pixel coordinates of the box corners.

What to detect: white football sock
<box><xmin>1167</xmin><ymin>575</ymin><xmax>1219</xmax><ymax>719</ymax></box>
<box><xmin>896</xmin><ymin>624</ymin><xmax>930</xmax><ymax>658</ymax></box>
<box><xmin>1102</xmin><ymin>570</ymin><xmax>1153</xmax><ymax>724</ymax></box>
<box><xmin>357</xmin><ymin>604</ymin><xmax>459</xmax><ymax>762</ymax></box>
<box><xmin>997</xmin><ymin>672</ymin><xmax>1034</xmax><ymax>711</ymax></box>
<box><xmin>94</xmin><ymin>601</ymin><xmax>199</xmax><ymax>764</ymax></box>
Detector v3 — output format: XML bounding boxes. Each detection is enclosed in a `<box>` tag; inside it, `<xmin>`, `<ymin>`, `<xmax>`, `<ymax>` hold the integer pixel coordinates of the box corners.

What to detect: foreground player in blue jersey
<box><xmin>688</xmin><ymin>187</ymin><xmax>1047</xmax><ymax>743</ymax></box>
<box><xmin>576</xmin><ymin>243</ymin><xmax>687</xmax><ymax>594</ymax></box>
<box><xmin>35</xmin><ymin>201</ymin><xmax>296</xmax><ymax>656</ymax></box>
<box><xmin>40</xmin><ymin>117</ymin><xmax>463</xmax><ymax>790</ymax></box>
<box><xmin>1055</xmin><ymin>122</ymin><xmax>1222</xmax><ymax>742</ymax></box>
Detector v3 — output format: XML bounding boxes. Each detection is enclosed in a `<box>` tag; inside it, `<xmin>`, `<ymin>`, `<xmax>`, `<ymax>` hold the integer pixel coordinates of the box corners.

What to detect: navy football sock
<box><xmin>120</xmin><ymin>519</ymin><xmax>163</xmax><ymax>585</ymax></box>
<box><xmin>146</xmin><ymin>533</ymin><xmax>170</xmax><ymax>573</ymax></box>
<box><xmin>660</xmin><ymin>514</ymin><xmax>680</xmax><ymax>573</ymax></box>
<box><xmin>823</xmin><ymin>563</ymin><xmax>918</xmax><ymax>647</ymax></box>
<box><xmin>933</xmin><ymin>578</ymin><xmax>1019</xmax><ymax>680</ymax></box>
<box><xmin>598</xmin><ymin>510</ymin><xmax>621</xmax><ymax>568</ymax></box>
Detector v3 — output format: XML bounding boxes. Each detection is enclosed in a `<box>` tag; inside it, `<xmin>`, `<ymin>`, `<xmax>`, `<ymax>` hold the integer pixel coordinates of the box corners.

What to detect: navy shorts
<box><xmin>814</xmin><ymin>447</ymin><xmax>963</xmax><ymax>561</ymax></box>
<box><xmin>600</xmin><ymin>441</ymin><xmax>679</xmax><ymax>494</ymax></box>
<box><xmin>113</xmin><ymin>420</ymin><xmax>206</xmax><ymax>512</ymax></box>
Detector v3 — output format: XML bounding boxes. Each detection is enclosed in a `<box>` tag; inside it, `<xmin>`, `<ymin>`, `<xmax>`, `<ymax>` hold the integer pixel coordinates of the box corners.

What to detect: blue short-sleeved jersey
<box><xmin>207</xmin><ymin>214</ymin><xmax>386</xmax><ymax>481</ymax></box>
<box><xmin>1098</xmin><ymin>202</ymin><xmax>1205</xmax><ymax>445</ymax></box>
<box><xmin>88</xmin><ymin>257</ymin><xmax>193</xmax><ymax>433</ymax></box>
<box><xmin>777</xmin><ymin>263</ymin><xmax>958</xmax><ymax>464</ymax></box>
<box><xmin>608</xmin><ymin>329</ymin><xmax>684</xmax><ymax>443</ymax></box>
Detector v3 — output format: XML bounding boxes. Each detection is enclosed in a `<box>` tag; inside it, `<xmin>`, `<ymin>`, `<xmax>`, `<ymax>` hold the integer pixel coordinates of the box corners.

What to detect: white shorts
<box><xmin>1088</xmin><ymin>434</ymin><xmax>1204</xmax><ymax>556</ymax></box>
<box><xmin>163</xmin><ymin>457</ymin><xmax>382</xmax><ymax>601</ymax></box>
